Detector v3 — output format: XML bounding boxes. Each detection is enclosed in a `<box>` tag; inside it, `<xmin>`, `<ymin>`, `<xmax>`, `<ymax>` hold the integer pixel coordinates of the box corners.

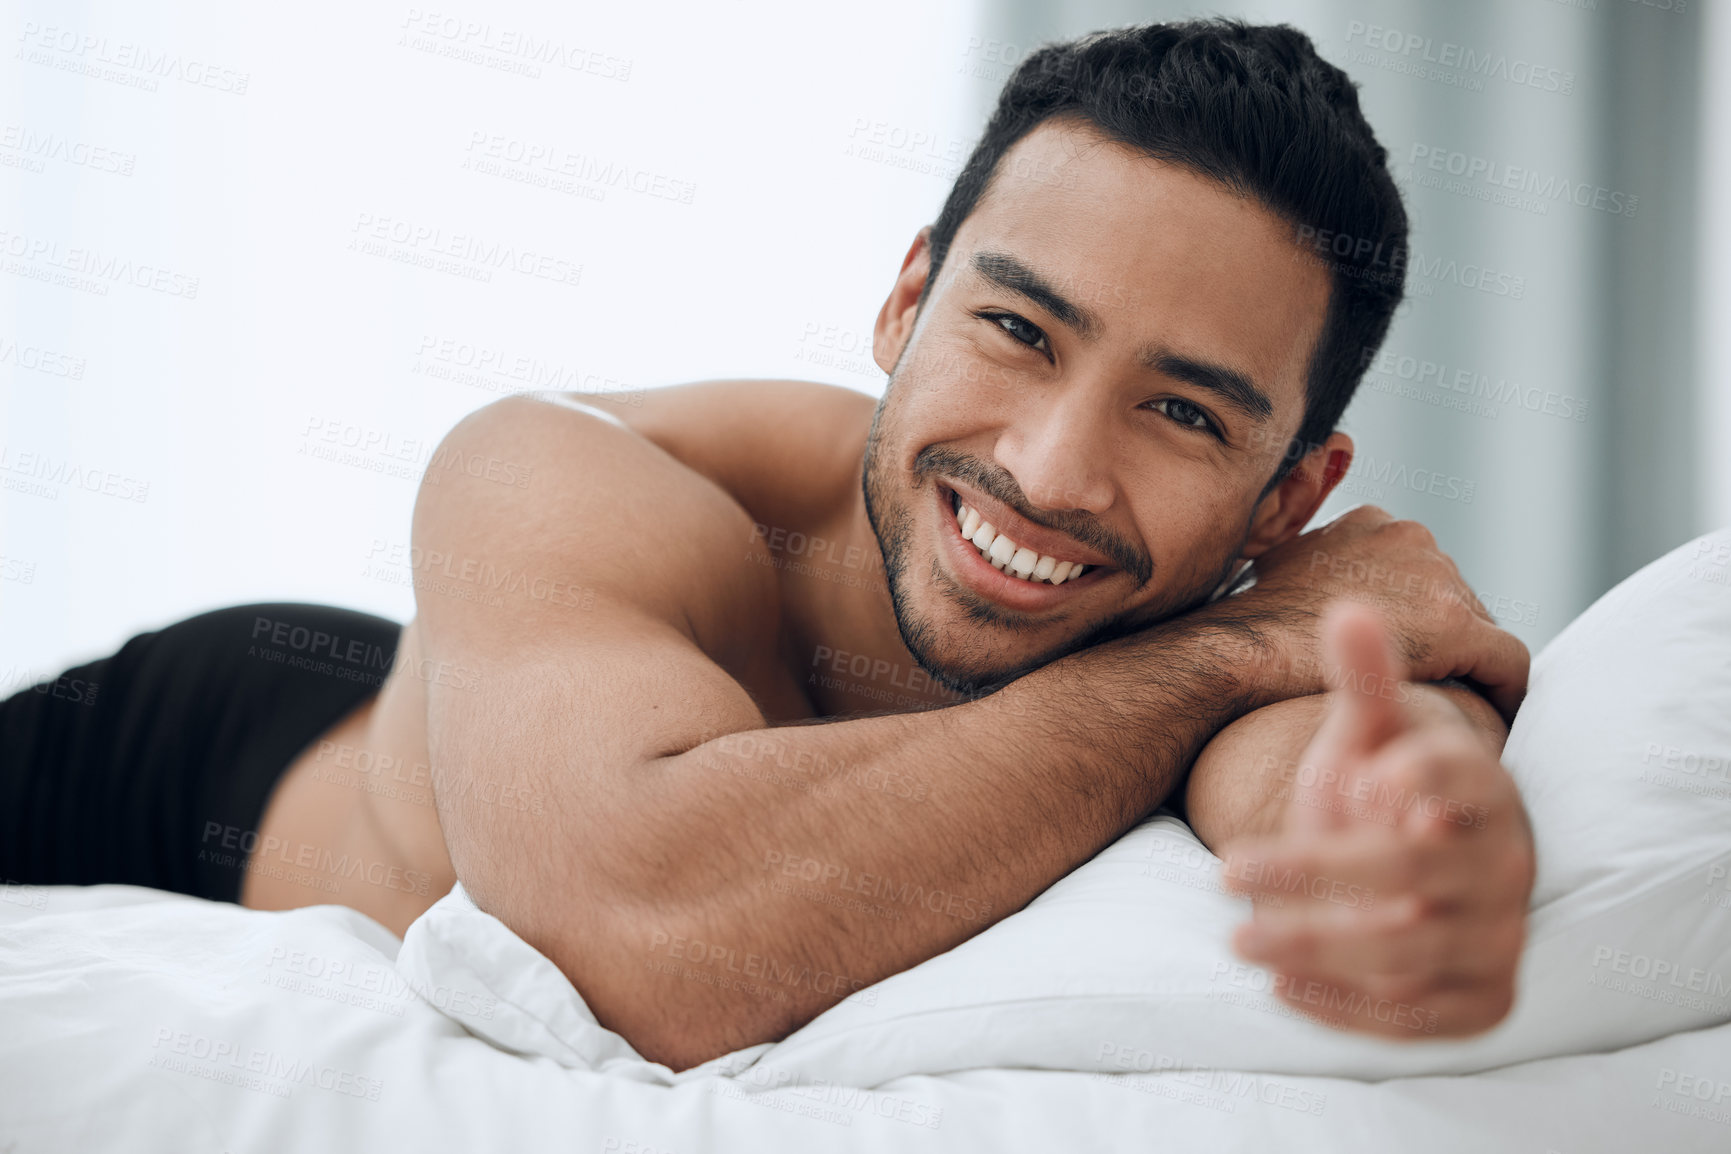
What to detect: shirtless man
<box><xmin>1</xmin><ymin>21</ymin><xmax>1532</xmax><ymax>1072</ymax></box>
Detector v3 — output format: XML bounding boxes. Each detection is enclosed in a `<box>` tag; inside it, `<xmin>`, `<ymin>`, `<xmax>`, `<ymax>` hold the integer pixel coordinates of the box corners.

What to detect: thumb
<box><xmin>1282</xmin><ymin>602</ymin><xmax>1411</xmax><ymax>834</ymax></box>
<box><xmin>1315</xmin><ymin>600</ymin><xmax>1411</xmax><ymax>762</ymax></box>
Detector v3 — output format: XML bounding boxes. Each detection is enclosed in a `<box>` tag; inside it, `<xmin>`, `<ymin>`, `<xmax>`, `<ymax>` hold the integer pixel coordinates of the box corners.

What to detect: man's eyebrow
<box><xmin>1143</xmin><ymin>350</ymin><xmax>1275</xmax><ymax>422</ymax></box>
<box><xmin>969</xmin><ymin>249</ymin><xmax>1275</xmax><ymax>424</ymax></box>
<box><xmin>969</xmin><ymin>250</ymin><xmax>1101</xmax><ymax>340</ymax></box>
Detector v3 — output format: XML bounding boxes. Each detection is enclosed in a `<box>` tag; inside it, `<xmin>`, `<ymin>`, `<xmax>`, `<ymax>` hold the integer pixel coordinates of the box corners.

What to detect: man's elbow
<box><xmin>537</xmin><ymin>912</ymin><xmax>795</xmax><ymax>1073</ymax></box>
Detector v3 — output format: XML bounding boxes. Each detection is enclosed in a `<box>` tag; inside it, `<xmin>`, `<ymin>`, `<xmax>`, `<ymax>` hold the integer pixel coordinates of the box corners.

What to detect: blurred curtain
<box><xmin>969</xmin><ymin>0</ymin><xmax>1703</xmax><ymax>650</ymax></box>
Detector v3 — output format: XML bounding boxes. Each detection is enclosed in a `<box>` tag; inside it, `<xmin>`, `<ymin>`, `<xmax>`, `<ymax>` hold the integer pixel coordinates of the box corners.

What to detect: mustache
<box><xmin>912</xmin><ymin>445</ymin><xmax>1154</xmax><ymax>587</ymax></box>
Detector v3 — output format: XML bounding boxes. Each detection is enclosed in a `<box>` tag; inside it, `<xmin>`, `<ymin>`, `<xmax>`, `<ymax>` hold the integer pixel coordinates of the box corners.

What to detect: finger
<box><xmin>1282</xmin><ymin>604</ymin><xmax>1412</xmax><ymax>835</ymax></box>
<box><xmin>1447</xmin><ymin>622</ymin><xmax>1530</xmax><ymax>724</ymax></box>
<box><xmin>1319</xmin><ymin>599</ymin><xmax>1410</xmax><ymax>753</ymax></box>
<box><xmin>1225</xmin><ymin>814</ymin><xmax>1495</xmax><ymax>915</ymax></box>
<box><xmin>1237</xmin><ymin>893</ymin><xmax>1519</xmax><ymax>985</ymax></box>
<box><xmin>1221</xmin><ymin>828</ymin><xmax>1415</xmax><ymax>910</ymax></box>
<box><xmin>1357</xmin><ymin>729</ymin><xmax>1535</xmax><ymax>915</ymax></box>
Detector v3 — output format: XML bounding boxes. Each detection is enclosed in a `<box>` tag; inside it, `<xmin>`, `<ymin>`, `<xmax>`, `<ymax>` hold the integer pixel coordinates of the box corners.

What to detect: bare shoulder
<box><xmin>613</xmin><ymin>379</ymin><xmax>877</xmax><ymax>525</ymax></box>
<box><xmin>410</xmin><ymin>391</ymin><xmax>782</xmax><ymax>672</ymax></box>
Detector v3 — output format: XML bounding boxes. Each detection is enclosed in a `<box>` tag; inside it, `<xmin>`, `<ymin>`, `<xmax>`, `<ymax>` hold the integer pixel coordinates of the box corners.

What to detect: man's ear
<box><xmin>873</xmin><ymin>226</ymin><xmax>934</xmax><ymax>375</ymax></box>
<box><xmin>1240</xmin><ymin>431</ymin><xmax>1354</xmax><ymax>559</ymax></box>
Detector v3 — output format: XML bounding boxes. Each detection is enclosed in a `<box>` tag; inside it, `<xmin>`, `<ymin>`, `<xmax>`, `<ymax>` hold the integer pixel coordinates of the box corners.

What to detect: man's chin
<box><xmin>896</xmin><ymin>604</ymin><xmax>1109</xmax><ymax>699</ymax></box>
<box><xmin>895</xmin><ymin>581</ymin><xmax>1193</xmax><ymax>699</ymax></box>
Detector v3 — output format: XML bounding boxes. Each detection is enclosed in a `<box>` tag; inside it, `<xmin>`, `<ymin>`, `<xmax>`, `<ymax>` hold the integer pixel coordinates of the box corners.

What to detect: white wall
<box><xmin>0</xmin><ymin>0</ymin><xmax>981</xmax><ymax>681</ymax></box>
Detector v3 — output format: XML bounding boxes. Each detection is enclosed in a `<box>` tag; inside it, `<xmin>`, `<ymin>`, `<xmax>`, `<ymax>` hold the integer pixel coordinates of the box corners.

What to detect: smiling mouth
<box><xmin>946</xmin><ymin>488</ymin><xmax>1098</xmax><ymax>586</ymax></box>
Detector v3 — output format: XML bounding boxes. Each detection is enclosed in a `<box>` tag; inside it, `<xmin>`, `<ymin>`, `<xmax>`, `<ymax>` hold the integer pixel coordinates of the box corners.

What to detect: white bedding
<box><xmin>5</xmin><ymin>532</ymin><xmax>1730</xmax><ymax>1151</ymax></box>
<box><xmin>2</xmin><ymin>883</ymin><xmax>1730</xmax><ymax>1153</ymax></box>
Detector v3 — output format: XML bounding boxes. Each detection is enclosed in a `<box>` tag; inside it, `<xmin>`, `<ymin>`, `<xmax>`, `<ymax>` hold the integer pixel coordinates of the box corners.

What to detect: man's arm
<box><xmin>1183</xmin><ymin>679</ymin><xmax>1509</xmax><ymax>850</ymax></box>
<box><xmin>414</xmin><ymin>394</ymin><xmax>1525</xmax><ymax>1070</ymax></box>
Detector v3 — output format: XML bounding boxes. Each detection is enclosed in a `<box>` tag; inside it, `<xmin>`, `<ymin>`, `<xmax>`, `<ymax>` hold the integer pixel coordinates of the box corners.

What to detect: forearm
<box><xmin>526</xmin><ymin>603</ymin><xmax>1291</xmax><ymax>1069</ymax></box>
<box><xmin>1183</xmin><ymin>682</ymin><xmax>1510</xmax><ymax>852</ymax></box>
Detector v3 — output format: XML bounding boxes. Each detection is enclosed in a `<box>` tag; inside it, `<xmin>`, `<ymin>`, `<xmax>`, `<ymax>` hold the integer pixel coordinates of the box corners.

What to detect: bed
<box><xmin>4</xmin><ymin>530</ymin><xmax>1729</xmax><ymax>1152</ymax></box>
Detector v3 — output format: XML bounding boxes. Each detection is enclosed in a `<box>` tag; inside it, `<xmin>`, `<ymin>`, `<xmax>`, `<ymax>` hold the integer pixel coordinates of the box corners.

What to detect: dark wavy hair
<box><xmin>921</xmin><ymin>19</ymin><xmax>1408</xmax><ymax>485</ymax></box>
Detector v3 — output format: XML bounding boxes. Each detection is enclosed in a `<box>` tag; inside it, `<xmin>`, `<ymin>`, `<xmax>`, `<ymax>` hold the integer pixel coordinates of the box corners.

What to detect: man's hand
<box><xmin>1245</xmin><ymin>506</ymin><xmax>1529</xmax><ymax>721</ymax></box>
<box><xmin>1218</xmin><ymin>601</ymin><xmax>1535</xmax><ymax>1038</ymax></box>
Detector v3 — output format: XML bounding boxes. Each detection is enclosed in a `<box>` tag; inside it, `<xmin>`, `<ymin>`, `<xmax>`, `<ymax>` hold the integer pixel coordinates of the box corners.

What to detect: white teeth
<box><xmin>960</xmin><ymin>506</ymin><xmax>981</xmax><ymax>538</ymax></box>
<box><xmin>953</xmin><ymin>501</ymin><xmax>1090</xmax><ymax>586</ymax></box>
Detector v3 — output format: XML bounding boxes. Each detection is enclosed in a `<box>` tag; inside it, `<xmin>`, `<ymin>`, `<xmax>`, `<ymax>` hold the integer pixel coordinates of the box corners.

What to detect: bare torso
<box><xmin>243</xmin><ymin>381</ymin><xmax>960</xmax><ymax>935</ymax></box>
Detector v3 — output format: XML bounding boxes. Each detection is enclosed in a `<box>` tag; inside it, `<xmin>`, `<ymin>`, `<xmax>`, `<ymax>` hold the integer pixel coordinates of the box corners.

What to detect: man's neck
<box><xmin>781</xmin><ymin>442</ymin><xmax>967</xmax><ymax>718</ymax></box>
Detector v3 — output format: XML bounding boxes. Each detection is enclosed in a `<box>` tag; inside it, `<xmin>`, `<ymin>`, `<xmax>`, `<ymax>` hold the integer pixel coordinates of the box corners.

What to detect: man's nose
<box><xmin>994</xmin><ymin>395</ymin><xmax>1115</xmax><ymax>514</ymax></box>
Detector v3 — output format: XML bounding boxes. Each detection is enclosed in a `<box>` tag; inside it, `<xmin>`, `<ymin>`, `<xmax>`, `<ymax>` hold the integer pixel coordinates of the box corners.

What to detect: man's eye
<box><xmin>983</xmin><ymin>311</ymin><xmax>1049</xmax><ymax>354</ymax></box>
<box><xmin>1150</xmin><ymin>397</ymin><xmax>1221</xmax><ymax>437</ymax></box>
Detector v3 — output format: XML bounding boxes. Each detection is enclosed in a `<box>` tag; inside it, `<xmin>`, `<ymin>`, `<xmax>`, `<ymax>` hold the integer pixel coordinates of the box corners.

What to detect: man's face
<box><xmin>861</xmin><ymin>116</ymin><xmax>1332</xmax><ymax>694</ymax></box>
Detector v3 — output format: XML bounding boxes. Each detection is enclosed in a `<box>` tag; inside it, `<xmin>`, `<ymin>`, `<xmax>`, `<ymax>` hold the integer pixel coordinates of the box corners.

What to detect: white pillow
<box><xmin>401</xmin><ymin>531</ymin><xmax>1731</xmax><ymax>1086</ymax></box>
